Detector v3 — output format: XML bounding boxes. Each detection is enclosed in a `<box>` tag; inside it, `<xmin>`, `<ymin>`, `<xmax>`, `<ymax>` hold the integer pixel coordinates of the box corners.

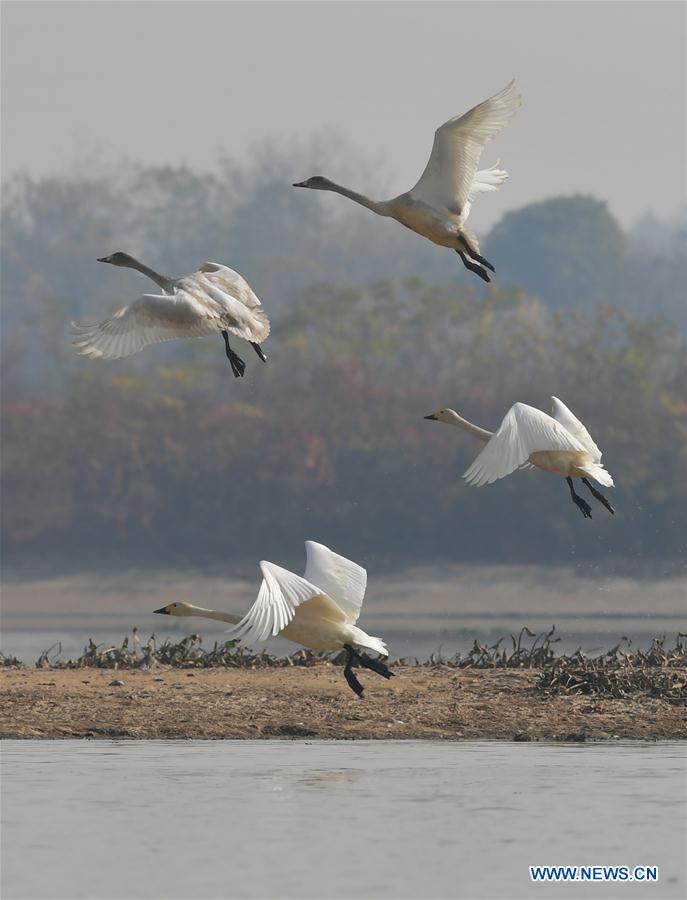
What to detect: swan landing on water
<box><xmin>72</xmin><ymin>253</ymin><xmax>270</xmax><ymax>377</ymax></box>
<box><xmin>294</xmin><ymin>81</ymin><xmax>522</xmax><ymax>283</ymax></box>
<box><xmin>425</xmin><ymin>397</ymin><xmax>615</xmax><ymax>519</ymax></box>
<box><xmin>154</xmin><ymin>541</ymin><xmax>393</xmax><ymax>697</ymax></box>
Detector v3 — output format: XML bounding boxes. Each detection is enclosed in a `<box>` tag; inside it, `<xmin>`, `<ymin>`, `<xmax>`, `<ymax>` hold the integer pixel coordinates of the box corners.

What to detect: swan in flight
<box><xmin>72</xmin><ymin>252</ymin><xmax>270</xmax><ymax>377</ymax></box>
<box><xmin>294</xmin><ymin>81</ymin><xmax>522</xmax><ymax>282</ymax></box>
<box><xmin>154</xmin><ymin>541</ymin><xmax>393</xmax><ymax>697</ymax></box>
<box><xmin>424</xmin><ymin>397</ymin><xmax>615</xmax><ymax>519</ymax></box>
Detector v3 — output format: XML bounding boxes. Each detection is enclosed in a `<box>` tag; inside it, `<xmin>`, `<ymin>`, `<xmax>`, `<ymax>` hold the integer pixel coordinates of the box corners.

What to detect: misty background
<box><xmin>1</xmin><ymin>2</ymin><xmax>685</xmax><ymax>659</ymax></box>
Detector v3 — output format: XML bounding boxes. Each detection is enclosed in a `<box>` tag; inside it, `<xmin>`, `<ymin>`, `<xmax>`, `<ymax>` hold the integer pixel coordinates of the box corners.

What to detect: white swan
<box><xmin>425</xmin><ymin>397</ymin><xmax>615</xmax><ymax>519</ymax></box>
<box><xmin>72</xmin><ymin>252</ymin><xmax>270</xmax><ymax>377</ymax></box>
<box><xmin>154</xmin><ymin>541</ymin><xmax>392</xmax><ymax>697</ymax></box>
<box><xmin>294</xmin><ymin>81</ymin><xmax>522</xmax><ymax>282</ymax></box>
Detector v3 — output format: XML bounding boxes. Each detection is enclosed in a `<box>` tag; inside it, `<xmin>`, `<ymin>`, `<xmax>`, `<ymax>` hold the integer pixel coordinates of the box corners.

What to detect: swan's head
<box><xmin>292</xmin><ymin>176</ymin><xmax>335</xmax><ymax>191</ymax></box>
<box><xmin>424</xmin><ymin>408</ymin><xmax>458</xmax><ymax>425</ymax></box>
<box><xmin>154</xmin><ymin>602</ymin><xmax>195</xmax><ymax>617</ymax></box>
<box><xmin>97</xmin><ymin>251</ymin><xmax>136</xmax><ymax>267</ymax></box>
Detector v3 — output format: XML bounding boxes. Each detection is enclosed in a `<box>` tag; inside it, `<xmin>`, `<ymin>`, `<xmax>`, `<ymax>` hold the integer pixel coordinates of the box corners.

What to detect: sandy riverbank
<box><xmin>1</xmin><ymin>667</ymin><xmax>684</xmax><ymax>740</ymax></box>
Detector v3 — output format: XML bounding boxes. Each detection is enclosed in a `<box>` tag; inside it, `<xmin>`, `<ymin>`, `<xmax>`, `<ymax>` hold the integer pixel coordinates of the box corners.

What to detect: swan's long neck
<box><xmin>179</xmin><ymin>604</ymin><xmax>243</xmax><ymax>625</ymax></box>
<box><xmin>444</xmin><ymin>409</ymin><xmax>493</xmax><ymax>443</ymax></box>
<box><xmin>121</xmin><ymin>256</ymin><xmax>173</xmax><ymax>291</ymax></box>
<box><xmin>317</xmin><ymin>179</ymin><xmax>390</xmax><ymax>216</ymax></box>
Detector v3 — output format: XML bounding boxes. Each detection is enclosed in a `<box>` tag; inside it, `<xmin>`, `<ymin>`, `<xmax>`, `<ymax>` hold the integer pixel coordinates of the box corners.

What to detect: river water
<box><xmin>2</xmin><ymin>740</ymin><xmax>685</xmax><ymax>899</ymax></box>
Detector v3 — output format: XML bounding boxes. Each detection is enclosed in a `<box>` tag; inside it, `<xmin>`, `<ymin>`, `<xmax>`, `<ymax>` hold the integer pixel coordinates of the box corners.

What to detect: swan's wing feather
<box><xmin>550</xmin><ymin>396</ymin><xmax>602</xmax><ymax>461</ymax></box>
<box><xmin>196</xmin><ymin>265</ymin><xmax>270</xmax><ymax>342</ymax></box>
<box><xmin>71</xmin><ymin>289</ymin><xmax>221</xmax><ymax>360</ymax></box>
<box><xmin>223</xmin><ymin>562</ymin><xmax>323</xmax><ymax>645</ymax></box>
<box><xmin>463</xmin><ymin>403</ymin><xmax>586</xmax><ymax>486</ymax></box>
<box><xmin>303</xmin><ymin>541</ymin><xmax>367</xmax><ymax>623</ymax></box>
<box><xmin>197</xmin><ymin>263</ymin><xmax>262</xmax><ymax>309</ymax></box>
<box><xmin>410</xmin><ymin>81</ymin><xmax>522</xmax><ymax>214</ymax></box>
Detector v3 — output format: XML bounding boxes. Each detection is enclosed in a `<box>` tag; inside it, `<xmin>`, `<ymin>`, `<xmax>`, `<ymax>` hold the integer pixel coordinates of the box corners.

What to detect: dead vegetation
<box><xmin>409</xmin><ymin>625</ymin><xmax>562</xmax><ymax>669</ymax></box>
<box><xmin>13</xmin><ymin>627</ymin><xmax>685</xmax><ymax>706</ymax></box>
<box><xmin>33</xmin><ymin>629</ymin><xmax>325</xmax><ymax>670</ymax></box>
<box><xmin>25</xmin><ymin>625</ymin><xmax>572</xmax><ymax>671</ymax></box>
<box><xmin>0</xmin><ymin>653</ymin><xmax>22</xmax><ymax>668</ymax></box>
<box><xmin>537</xmin><ymin>634</ymin><xmax>687</xmax><ymax>704</ymax></box>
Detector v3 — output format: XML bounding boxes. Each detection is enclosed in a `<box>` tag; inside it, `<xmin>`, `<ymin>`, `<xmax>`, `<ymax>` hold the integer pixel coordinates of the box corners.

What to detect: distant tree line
<box><xmin>2</xmin><ymin>281</ymin><xmax>684</xmax><ymax>572</ymax></box>
<box><xmin>1</xmin><ymin>142</ymin><xmax>684</xmax><ymax>571</ymax></box>
<box><xmin>1</xmin><ymin>141</ymin><xmax>685</xmax><ymax>388</ymax></box>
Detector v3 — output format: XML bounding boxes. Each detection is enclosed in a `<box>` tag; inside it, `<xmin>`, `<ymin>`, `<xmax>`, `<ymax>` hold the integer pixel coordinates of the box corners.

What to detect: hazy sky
<box><xmin>2</xmin><ymin>1</ymin><xmax>685</xmax><ymax>230</ymax></box>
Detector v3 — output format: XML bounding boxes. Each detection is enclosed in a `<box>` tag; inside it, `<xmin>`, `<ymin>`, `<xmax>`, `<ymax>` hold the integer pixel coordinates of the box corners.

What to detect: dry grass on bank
<box><xmin>1</xmin><ymin>630</ymin><xmax>684</xmax><ymax>741</ymax></box>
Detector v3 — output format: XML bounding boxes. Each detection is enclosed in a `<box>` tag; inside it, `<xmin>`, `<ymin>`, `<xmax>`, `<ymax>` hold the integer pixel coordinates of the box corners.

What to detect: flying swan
<box><xmin>424</xmin><ymin>397</ymin><xmax>615</xmax><ymax>519</ymax></box>
<box><xmin>72</xmin><ymin>252</ymin><xmax>270</xmax><ymax>377</ymax></box>
<box><xmin>154</xmin><ymin>541</ymin><xmax>393</xmax><ymax>697</ymax></box>
<box><xmin>294</xmin><ymin>81</ymin><xmax>522</xmax><ymax>282</ymax></box>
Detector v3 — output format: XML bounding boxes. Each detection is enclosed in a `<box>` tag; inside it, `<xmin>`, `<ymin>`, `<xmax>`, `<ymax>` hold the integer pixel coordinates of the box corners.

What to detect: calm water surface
<box><xmin>2</xmin><ymin>741</ymin><xmax>685</xmax><ymax>899</ymax></box>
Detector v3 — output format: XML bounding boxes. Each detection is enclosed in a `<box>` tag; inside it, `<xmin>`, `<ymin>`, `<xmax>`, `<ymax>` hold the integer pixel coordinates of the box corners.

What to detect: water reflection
<box><xmin>296</xmin><ymin>769</ymin><xmax>361</xmax><ymax>789</ymax></box>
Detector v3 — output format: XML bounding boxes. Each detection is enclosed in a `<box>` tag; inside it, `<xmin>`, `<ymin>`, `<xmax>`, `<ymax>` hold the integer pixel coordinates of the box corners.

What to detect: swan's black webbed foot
<box><xmin>228</xmin><ymin>352</ymin><xmax>246</xmax><ymax>378</ymax></box>
<box><xmin>250</xmin><ymin>342</ymin><xmax>268</xmax><ymax>363</ymax></box>
<box><xmin>222</xmin><ymin>331</ymin><xmax>246</xmax><ymax>378</ymax></box>
<box><xmin>469</xmin><ymin>251</ymin><xmax>495</xmax><ymax>273</ymax></box>
<box><xmin>573</xmin><ymin>496</ymin><xmax>593</xmax><ymax>519</ymax></box>
<box><xmin>457</xmin><ymin>251</ymin><xmax>491</xmax><ymax>283</ymax></box>
<box><xmin>457</xmin><ymin>237</ymin><xmax>496</xmax><ymax>273</ymax></box>
<box><xmin>566</xmin><ymin>476</ymin><xmax>593</xmax><ymax>519</ymax></box>
<box><xmin>356</xmin><ymin>652</ymin><xmax>394</xmax><ymax>680</ymax></box>
<box><xmin>342</xmin><ymin>645</ymin><xmax>393</xmax><ymax>696</ymax></box>
<box><xmin>343</xmin><ymin>645</ymin><xmax>364</xmax><ymax>697</ymax></box>
<box><xmin>582</xmin><ymin>478</ymin><xmax>615</xmax><ymax>515</ymax></box>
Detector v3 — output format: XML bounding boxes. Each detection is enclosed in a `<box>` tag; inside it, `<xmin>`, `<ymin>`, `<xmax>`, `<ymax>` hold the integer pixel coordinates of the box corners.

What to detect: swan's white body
<box><xmin>72</xmin><ymin>258</ymin><xmax>269</xmax><ymax>360</ymax></box>
<box><xmin>294</xmin><ymin>81</ymin><xmax>522</xmax><ymax>277</ymax></box>
<box><xmin>427</xmin><ymin>397</ymin><xmax>614</xmax><ymax>488</ymax></box>
<box><xmin>156</xmin><ymin>541</ymin><xmax>387</xmax><ymax>657</ymax></box>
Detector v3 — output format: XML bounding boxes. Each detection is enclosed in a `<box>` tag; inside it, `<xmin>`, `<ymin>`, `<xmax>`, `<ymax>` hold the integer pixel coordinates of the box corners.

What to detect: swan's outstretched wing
<box><xmin>196</xmin><ymin>263</ymin><xmax>270</xmax><ymax>342</ymax></box>
<box><xmin>550</xmin><ymin>396</ymin><xmax>602</xmax><ymax>461</ymax></box>
<box><xmin>410</xmin><ymin>81</ymin><xmax>522</xmax><ymax>216</ymax></box>
<box><xmin>223</xmin><ymin>562</ymin><xmax>343</xmax><ymax>645</ymax></box>
<box><xmin>71</xmin><ymin>290</ymin><xmax>221</xmax><ymax>359</ymax></box>
<box><xmin>463</xmin><ymin>403</ymin><xmax>586</xmax><ymax>487</ymax></box>
<box><xmin>303</xmin><ymin>541</ymin><xmax>367</xmax><ymax>624</ymax></box>
<box><xmin>197</xmin><ymin>263</ymin><xmax>262</xmax><ymax>309</ymax></box>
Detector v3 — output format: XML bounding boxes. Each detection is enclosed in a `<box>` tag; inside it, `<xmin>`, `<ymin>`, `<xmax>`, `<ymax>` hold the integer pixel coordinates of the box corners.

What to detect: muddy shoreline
<box><xmin>1</xmin><ymin>667</ymin><xmax>684</xmax><ymax>741</ymax></box>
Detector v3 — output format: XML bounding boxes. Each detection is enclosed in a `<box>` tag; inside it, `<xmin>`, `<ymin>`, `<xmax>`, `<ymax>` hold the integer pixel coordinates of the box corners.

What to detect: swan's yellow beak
<box><xmin>154</xmin><ymin>605</ymin><xmax>171</xmax><ymax>615</ymax></box>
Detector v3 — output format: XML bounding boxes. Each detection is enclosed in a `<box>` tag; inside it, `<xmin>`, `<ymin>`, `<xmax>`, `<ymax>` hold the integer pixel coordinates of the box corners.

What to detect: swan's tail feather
<box><xmin>472</xmin><ymin>162</ymin><xmax>509</xmax><ymax>195</ymax></box>
<box><xmin>349</xmin><ymin>627</ymin><xmax>388</xmax><ymax>657</ymax></box>
<box><xmin>247</xmin><ymin>306</ymin><xmax>270</xmax><ymax>342</ymax></box>
<box><xmin>225</xmin><ymin>305</ymin><xmax>270</xmax><ymax>344</ymax></box>
<box><xmin>583</xmin><ymin>464</ymin><xmax>614</xmax><ymax>487</ymax></box>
